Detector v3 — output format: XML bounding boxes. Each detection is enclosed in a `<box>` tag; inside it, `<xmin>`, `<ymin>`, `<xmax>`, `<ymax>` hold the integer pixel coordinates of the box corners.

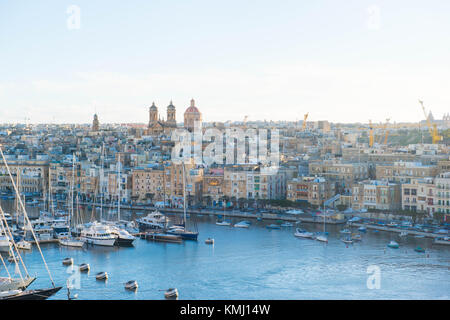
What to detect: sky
<box><xmin>0</xmin><ymin>0</ymin><xmax>449</xmax><ymax>124</ymax></box>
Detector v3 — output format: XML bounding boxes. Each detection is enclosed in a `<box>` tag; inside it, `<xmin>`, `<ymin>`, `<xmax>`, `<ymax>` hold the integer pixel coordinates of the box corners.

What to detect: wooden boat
<box><xmin>124</xmin><ymin>280</ymin><xmax>138</xmax><ymax>290</ymax></box>
<box><xmin>164</xmin><ymin>288</ymin><xmax>178</xmax><ymax>299</ymax></box>
<box><xmin>95</xmin><ymin>271</ymin><xmax>108</xmax><ymax>280</ymax></box>
<box><xmin>205</xmin><ymin>238</ymin><xmax>214</xmax><ymax>245</ymax></box>
<box><xmin>62</xmin><ymin>257</ymin><xmax>73</xmax><ymax>266</ymax></box>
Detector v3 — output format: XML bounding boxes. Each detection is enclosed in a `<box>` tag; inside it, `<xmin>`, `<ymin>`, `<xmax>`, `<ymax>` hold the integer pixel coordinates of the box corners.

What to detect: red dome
<box><xmin>184</xmin><ymin>98</ymin><xmax>201</xmax><ymax>114</ymax></box>
<box><xmin>185</xmin><ymin>106</ymin><xmax>200</xmax><ymax>113</ymax></box>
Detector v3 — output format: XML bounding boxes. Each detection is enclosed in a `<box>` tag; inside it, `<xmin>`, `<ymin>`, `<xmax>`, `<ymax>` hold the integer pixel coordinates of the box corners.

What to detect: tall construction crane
<box><xmin>302</xmin><ymin>113</ymin><xmax>309</xmax><ymax>130</ymax></box>
<box><xmin>368</xmin><ymin>119</ymin><xmax>374</xmax><ymax>147</ymax></box>
<box><xmin>418</xmin><ymin>99</ymin><xmax>443</xmax><ymax>144</ymax></box>
<box><xmin>377</xmin><ymin>118</ymin><xmax>390</xmax><ymax>145</ymax></box>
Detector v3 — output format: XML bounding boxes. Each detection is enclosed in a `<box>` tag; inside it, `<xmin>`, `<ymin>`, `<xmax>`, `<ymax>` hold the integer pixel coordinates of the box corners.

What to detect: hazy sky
<box><xmin>1</xmin><ymin>0</ymin><xmax>449</xmax><ymax>124</ymax></box>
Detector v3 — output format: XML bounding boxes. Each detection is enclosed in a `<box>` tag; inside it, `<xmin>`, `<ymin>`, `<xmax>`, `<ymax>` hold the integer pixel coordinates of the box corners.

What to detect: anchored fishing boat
<box><xmin>205</xmin><ymin>238</ymin><xmax>214</xmax><ymax>245</ymax></box>
<box><xmin>124</xmin><ymin>280</ymin><xmax>138</xmax><ymax>290</ymax></box>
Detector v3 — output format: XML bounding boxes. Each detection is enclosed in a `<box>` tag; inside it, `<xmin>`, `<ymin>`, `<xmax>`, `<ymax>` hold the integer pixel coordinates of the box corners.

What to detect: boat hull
<box><xmin>114</xmin><ymin>237</ymin><xmax>135</xmax><ymax>246</ymax></box>
<box><xmin>0</xmin><ymin>287</ymin><xmax>62</xmax><ymax>300</ymax></box>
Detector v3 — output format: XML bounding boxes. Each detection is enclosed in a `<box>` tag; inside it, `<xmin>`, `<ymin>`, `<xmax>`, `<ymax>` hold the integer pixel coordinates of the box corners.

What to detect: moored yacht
<box><xmin>136</xmin><ymin>211</ymin><xmax>168</xmax><ymax>232</ymax></box>
<box><xmin>109</xmin><ymin>225</ymin><xmax>136</xmax><ymax>246</ymax></box>
<box><xmin>80</xmin><ymin>222</ymin><xmax>116</xmax><ymax>246</ymax></box>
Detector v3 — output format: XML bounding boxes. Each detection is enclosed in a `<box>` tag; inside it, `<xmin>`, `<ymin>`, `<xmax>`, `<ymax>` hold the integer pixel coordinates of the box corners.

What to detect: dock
<box><xmin>349</xmin><ymin>222</ymin><xmax>445</xmax><ymax>239</ymax></box>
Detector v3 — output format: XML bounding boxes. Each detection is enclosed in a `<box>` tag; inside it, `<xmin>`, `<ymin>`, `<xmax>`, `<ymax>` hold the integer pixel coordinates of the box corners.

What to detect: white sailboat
<box><xmin>59</xmin><ymin>155</ymin><xmax>84</xmax><ymax>248</ymax></box>
<box><xmin>0</xmin><ymin>148</ymin><xmax>61</xmax><ymax>299</ymax></box>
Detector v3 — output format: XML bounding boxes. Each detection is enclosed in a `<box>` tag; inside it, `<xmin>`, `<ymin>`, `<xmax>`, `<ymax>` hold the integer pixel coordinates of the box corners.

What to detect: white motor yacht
<box><xmin>80</xmin><ymin>222</ymin><xmax>116</xmax><ymax>246</ymax></box>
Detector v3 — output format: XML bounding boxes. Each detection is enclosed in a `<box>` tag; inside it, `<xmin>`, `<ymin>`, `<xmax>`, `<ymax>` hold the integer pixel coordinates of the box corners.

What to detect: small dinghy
<box><xmin>62</xmin><ymin>257</ymin><xmax>73</xmax><ymax>266</ymax></box>
<box><xmin>216</xmin><ymin>220</ymin><xmax>231</xmax><ymax>226</ymax></box>
<box><xmin>358</xmin><ymin>226</ymin><xmax>367</xmax><ymax>232</ymax></box>
<box><xmin>205</xmin><ymin>238</ymin><xmax>214</xmax><ymax>245</ymax></box>
<box><xmin>95</xmin><ymin>272</ymin><xmax>108</xmax><ymax>280</ymax></box>
<box><xmin>294</xmin><ymin>228</ymin><xmax>314</xmax><ymax>239</ymax></box>
<box><xmin>340</xmin><ymin>229</ymin><xmax>351</xmax><ymax>234</ymax></box>
<box><xmin>414</xmin><ymin>246</ymin><xmax>425</xmax><ymax>253</ymax></box>
<box><xmin>17</xmin><ymin>240</ymin><xmax>31</xmax><ymax>250</ymax></box>
<box><xmin>387</xmin><ymin>241</ymin><xmax>399</xmax><ymax>249</ymax></box>
<box><xmin>341</xmin><ymin>237</ymin><xmax>353</xmax><ymax>244</ymax></box>
<box><xmin>79</xmin><ymin>263</ymin><xmax>90</xmax><ymax>272</ymax></box>
<box><xmin>315</xmin><ymin>234</ymin><xmax>328</xmax><ymax>243</ymax></box>
<box><xmin>280</xmin><ymin>222</ymin><xmax>294</xmax><ymax>227</ymax></box>
<box><xmin>164</xmin><ymin>288</ymin><xmax>178</xmax><ymax>299</ymax></box>
<box><xmin>124</xmin><ymin>280</ymin><xmax>138</xmax><ymax>290</ymax></box>
<box><xmin>234</xmin><ymin>221</ymin><xmax>250</xmax><ymax>228</ymax></box>
<box><xmin>266</xmin><ymin>224</ymin><xmax>281</xmax><ymax>230</ymax></box>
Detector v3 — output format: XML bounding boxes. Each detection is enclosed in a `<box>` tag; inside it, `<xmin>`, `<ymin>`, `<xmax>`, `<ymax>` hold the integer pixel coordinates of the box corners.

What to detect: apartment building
<box><xmin>376</xmin><ymin>161</ymin><xmax>438</xmax><ymax>183</ymax></box>
<box><xmin>352</xmin><ymin>180</ymin><xmax>401</xmax><ymax>211</ymax></box>
<box><xmin>287</xmin><ymin>176</ymin><xmax>335</xmax><ymax>206</ymax></box>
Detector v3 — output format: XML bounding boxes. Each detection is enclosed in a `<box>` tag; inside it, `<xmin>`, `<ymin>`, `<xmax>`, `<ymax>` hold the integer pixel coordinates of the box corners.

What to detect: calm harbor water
<box><xmin>1</xmin><ymin>201</ymin><xmax>449</xmax><ymax>300</ymax></box>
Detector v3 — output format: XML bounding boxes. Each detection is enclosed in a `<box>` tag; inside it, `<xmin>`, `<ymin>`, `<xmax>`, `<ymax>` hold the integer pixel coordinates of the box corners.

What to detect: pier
<box><xmin>349</xmin><ymin>222</ymin><xmax>445</xmax><ymax>239</ymax></box>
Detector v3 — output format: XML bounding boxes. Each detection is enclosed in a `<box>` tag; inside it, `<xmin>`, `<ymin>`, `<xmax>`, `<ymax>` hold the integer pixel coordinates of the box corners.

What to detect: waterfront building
<box><xmin>402</xmin><ymin>172</ymin><xmax>450</xmax><ymax>214</ymax></box>
<box><xmin>202</xmin><ymin>169</ymin><xmax>224</xmax><ymax>206</ymax></box>
<box><xmin>0</xmin><ymin>159</ymin><xmax>49</xmax><ymax>195</ymax></box>
<box><xmin>286</xmin><ymin>176</ymin><xmax>335</xmax><ymax>206</ymax></box>
<box><xmin>352</xmin><ymin>180</ymin><xmax>401</xmax><ymax>211</ymax></box>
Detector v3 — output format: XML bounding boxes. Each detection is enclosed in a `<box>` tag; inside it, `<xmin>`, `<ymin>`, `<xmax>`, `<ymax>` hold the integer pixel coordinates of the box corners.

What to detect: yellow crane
<box><xmin>368</xmin><ymin>119</ymin><xmax>374</xmax><ymax>147</ymax></box>
<box><xmin>418</xmin><ymin>99</ymin><xmax>443</xmax><ymax>144</ymax></box>
<box><xmin>302</xmin><ymin>113</ymin><xmax>309</xmax><ymax>130</ymax></box>
<box><xmin>377</xmin><ymin>118</ymin><xmax>390</xmax><ymax>145</ymax></box>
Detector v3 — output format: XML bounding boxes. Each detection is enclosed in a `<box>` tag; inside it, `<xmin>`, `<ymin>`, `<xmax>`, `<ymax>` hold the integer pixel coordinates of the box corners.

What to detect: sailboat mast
<box><xmin>182</xmin><ymin>163</ymin><xmax>187</xmax><ymax>226</ymax></box>
<box><xmin>70</xmin><ymin>154</ymin><xmax>75</xmax><ymax>226</ymax></box>
<box><xmin>100</xmin><ymin>143</ymin><xmax>104</xmax><ymax>222</ymax></box>
<box><xmin>117</xmin><ymin>153</ymin><xmax>121</xmax><ymax>222</ymax></box>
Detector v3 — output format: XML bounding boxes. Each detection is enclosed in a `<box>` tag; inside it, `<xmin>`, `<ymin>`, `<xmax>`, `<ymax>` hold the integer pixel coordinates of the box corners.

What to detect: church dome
<box><xmin>150</xmin><ymin>102</ymin><xmax>157</xmax><ymax>111</ymax></box>
<box><xmin>184</xmin><ymin>99</ymin><xmax>200</xmax><ymax>114</ymax></box>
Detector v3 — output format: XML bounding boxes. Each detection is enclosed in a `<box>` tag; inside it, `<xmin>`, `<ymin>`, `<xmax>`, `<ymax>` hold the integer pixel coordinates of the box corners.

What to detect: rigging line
<box><xmin>0</xmin><ymin>247</ymin><xmax>12</xmax><ymax>279</ymax></box>
<box><xmin>0</xmin><ymin>207</ymin><xmax>29</xmax><ymax>278</ymax></box>
<box><xmin>0</xmin><ymin>146</ymin><xmax>56</xmax><ymax>287</ymax></box>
